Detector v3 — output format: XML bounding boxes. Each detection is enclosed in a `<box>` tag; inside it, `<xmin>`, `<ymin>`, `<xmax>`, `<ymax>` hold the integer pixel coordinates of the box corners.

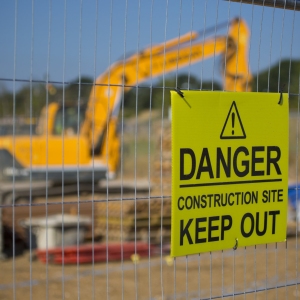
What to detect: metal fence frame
<box><xmin>0</xmin><ymin>1</ymin><xmax>300</xmax><ymax>299</ymax></box>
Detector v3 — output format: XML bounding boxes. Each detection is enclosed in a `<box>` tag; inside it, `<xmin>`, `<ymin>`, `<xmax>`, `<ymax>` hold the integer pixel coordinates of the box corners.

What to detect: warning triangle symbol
<box><xmin>220</xmin><ymin>101</ymin><xmax>246</xmax><ymax>139</ymax></box>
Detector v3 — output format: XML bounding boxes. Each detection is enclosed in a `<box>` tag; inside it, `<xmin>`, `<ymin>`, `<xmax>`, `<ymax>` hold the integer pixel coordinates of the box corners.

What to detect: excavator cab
<box><xmin>52</xmin><ymin>104</ymin><xmax>87</xmax><ymax>136</ymax></box>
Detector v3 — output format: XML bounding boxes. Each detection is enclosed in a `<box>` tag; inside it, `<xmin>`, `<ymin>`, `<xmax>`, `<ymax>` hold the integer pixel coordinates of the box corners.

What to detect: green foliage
<box><xmin>252</xmin><ymin>59</ymin><xmax>300</xmax><ymax>93</ymax></box>
<box><xmin>0</xmin><ymin>77</ymin><xmax>94</xmax><ymax>118</ymax></box>
<box><xmin>252</xmin><ymin>59</ymin><xmax>300</xmax><ymax>110</ymax></box>
<box><xmin>64</xmin><ymin>76</ymin><xmax>94</xmax><ymax>104</ymax></box>
<box><xmin>1</xmin><ymin>59</ymin><xmax>299</xmax><ymax>118</ymax></box>
<box><xmin>0</xmin><ymin>84</ymin><xmax>47</xmax><ymax>118</ymax></box>
<box><xmin>123</xmin><ymin>74</ymin><xmax>222</xmax><ymax>117</ymax></box>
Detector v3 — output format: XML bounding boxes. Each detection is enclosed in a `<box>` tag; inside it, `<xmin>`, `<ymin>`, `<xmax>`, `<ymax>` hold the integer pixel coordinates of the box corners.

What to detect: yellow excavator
<box><xmin>0</xmin><ymin>18</ymin><xmax>251</xmax><ymax>196</ymax></box>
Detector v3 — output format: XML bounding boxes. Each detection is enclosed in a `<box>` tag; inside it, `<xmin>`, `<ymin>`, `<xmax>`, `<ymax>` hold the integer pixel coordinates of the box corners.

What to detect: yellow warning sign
<box><xmin>220</xmin><ymin>101</ymin><xmax>246</xmax><ymax>139</ymax></box>
<box><xmin>170</xmin><ymin>91</ymin><xmax>289</xmax><ymax>257</ymax></box>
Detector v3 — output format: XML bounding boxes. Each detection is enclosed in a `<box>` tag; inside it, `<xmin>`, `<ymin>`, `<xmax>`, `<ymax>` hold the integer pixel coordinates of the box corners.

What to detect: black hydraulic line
<box><xmin>196</xmin><ymin>19</ymin><xmax>235</xmax><ymax>38</ymax></box>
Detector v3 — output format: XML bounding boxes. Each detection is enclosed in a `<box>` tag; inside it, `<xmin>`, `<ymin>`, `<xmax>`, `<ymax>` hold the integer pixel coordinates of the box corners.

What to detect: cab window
<box><xmin>53</xmin><ymin>106</ymin><xmax>86</xmax><ymax>135</ymax></box>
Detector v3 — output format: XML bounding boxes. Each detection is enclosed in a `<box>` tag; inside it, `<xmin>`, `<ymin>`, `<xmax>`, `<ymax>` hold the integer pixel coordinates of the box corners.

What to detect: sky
<box><xmin>0</xmin><ymin>0</ymin><xmax>299</xmax><ymax>92</ymax></box>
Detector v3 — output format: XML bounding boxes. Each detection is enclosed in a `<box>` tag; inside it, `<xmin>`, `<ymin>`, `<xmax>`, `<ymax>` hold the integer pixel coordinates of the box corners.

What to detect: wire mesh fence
<box><xmin>0</xmin><ymin>0</ymin><xmax>299</xmax><ymax>299</ymax></box>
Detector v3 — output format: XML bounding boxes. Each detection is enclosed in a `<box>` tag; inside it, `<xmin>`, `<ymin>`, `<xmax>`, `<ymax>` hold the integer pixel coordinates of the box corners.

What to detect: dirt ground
<box><xmin>1</xmin><ymin>188</ymin><xmax>300</xmax><ymax>299</ymax></box>
<box><xmin>1</xmin><ymin>185</ymin><xmax>300</xmax><ymax>299</ymax></box>
<box><xmin>1</xmin><ymin>186</ymin><xmax>300</xmax><ymax>300</ymax></box>
<box><xmin>0</xmin><ymin>236</ymin><xmax>300</xmax><ymax>300</ymax></box>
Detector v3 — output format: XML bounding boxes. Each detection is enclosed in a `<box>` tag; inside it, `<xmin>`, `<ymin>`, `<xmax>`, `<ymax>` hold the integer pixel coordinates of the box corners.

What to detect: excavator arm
<box><xmin>80</xmin><ymin>18</ymin><xmax>251</xmax><ymax>175</ymax></box>
<box><xmin>0</xmin><ymin>18</ymin><xmax>251</xmax><ymax>187</ymax></box>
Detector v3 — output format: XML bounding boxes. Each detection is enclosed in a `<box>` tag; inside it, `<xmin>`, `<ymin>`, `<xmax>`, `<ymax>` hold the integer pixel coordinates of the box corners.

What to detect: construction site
<box><xmin>0</xmin><ymin>0</ymin><xmax>300</xmax><ymax>299</ymax></box>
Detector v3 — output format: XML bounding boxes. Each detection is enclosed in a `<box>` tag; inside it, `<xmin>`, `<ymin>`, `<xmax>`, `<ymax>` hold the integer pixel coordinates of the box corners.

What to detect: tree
<box><xmin>64</xmin><ymin>76</ymin><xmax>94</xmax><ymax>104</ymax></box>
<box><xmin>122</xmin><ymin>73</ymin><xmax>222</xmax><ymax>116</ymax></box>
<box><xmin>252</xmin><ymin>59</ymin><xmax>300</xmax><ymax>110</ymax></box>
<box><xmin>152</xmin><ymin>73</ymin><xmax>222</xmax><ymax>108</ymax></box>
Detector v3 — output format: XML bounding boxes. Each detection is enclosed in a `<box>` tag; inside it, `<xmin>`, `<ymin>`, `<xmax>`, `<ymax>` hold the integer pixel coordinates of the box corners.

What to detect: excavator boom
<box><xmin>81</xmin><ymin>18</ymin><xmax>251</xmax><ymax>175</ymax></box>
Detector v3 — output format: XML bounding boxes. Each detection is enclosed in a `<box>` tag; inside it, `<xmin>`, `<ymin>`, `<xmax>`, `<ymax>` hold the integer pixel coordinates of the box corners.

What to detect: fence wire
<box><xmin>0</xmin><ymin>1</ymin><xmax>299</xmax><ymax>299</ymax></box>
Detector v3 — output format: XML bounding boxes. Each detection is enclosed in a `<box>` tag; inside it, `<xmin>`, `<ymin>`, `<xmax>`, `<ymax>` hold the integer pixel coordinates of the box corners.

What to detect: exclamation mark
<box><xmin>232</xmin><ymin>113</ymin><xmax>235</xmax><ymax>135</ymax></box>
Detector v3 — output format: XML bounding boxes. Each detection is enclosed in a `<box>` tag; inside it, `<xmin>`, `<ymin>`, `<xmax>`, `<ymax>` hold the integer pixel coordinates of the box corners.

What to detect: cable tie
<box><xmin>278</xmin><ymin>83</ymin><xmax>286</xmax><ymax>105</ymax></box>
<box><xmin>233</xmin><ymin>238</ymin><xmax>238</xmax><ymax>251</ymax></box>
<box><xmin>174</xmin><ymin>87</ymin><xmax>191</xmax><ymax>108</ymax></box>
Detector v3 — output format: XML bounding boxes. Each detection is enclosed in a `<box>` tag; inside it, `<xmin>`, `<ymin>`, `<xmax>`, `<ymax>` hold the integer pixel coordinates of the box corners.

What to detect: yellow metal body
<box><xmin>0</xmin><ymin>136</ymin><xmax>91</xmax><ymax>167</ymax></box>
<box><xmin>0</xmin><ymin>18</ymin><xmax>251</xmax><ymax>181</ymax></box>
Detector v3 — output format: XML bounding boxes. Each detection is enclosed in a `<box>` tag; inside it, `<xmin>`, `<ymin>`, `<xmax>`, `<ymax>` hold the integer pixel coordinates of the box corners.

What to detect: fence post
<box><xmin>224</xmin><ymin>0</ymin><xmax>300</xmax><ymax>10</ymax></box>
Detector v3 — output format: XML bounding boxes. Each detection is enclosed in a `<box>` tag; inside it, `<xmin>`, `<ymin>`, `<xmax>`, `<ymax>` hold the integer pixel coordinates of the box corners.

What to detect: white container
<box><xmin>21</xmin><ymin>214</ymin><xmax>91</xmax><ymax>250</ymax></box>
